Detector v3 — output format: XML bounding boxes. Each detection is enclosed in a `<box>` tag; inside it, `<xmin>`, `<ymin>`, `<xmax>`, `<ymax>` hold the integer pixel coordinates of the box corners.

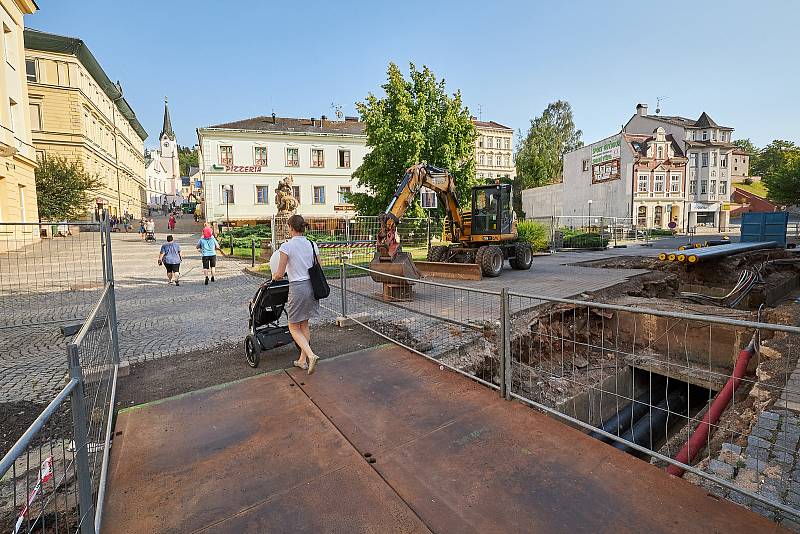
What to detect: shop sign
<box><xmin>690</xmin><ymin>202</ymin><xmax>718</xmax><ymax>212</ymax></box>
<box><xmin>591</xmin><ymin>136</ymin><xmax>621</xmax><ymax>165</ymax></box>
<box><xmin>225</xmin><ymin>165</ymin><xmax>263</xmax><ymax>173</ymax></box>
<box><xmin>721</xmin><ymin>203</ymin><xmax>731</xmax><ymax>211</ymax></box>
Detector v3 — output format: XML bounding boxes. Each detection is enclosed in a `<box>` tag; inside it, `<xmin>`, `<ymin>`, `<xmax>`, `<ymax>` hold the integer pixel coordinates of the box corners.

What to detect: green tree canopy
<box><xmin>349</xmin><ymin>62</ymin><xmax>477</xmax><ymax>216</ymax></box>
<box><xmin>732</xmin><ymin>138</ymin><xmax>758</xmax><ymax>155</ymax></box>
<box><xmin>758</xmin><ymin>140</ymin><xmax>800</xmax><ymax>205</ymax></box>
<box><xmin>178</xmin><ymin>145</ymin><xmax>198</xmax><ymax>176</ymax></box>
<box><xmin>514</xmin><ymin>101</ymin><xmax>583</xmax><ymax>215</ymax></box>
<box><xmin>35</xmin><ymin>155</ymin><xmax>101</xmax><ymax>221</ymax></box>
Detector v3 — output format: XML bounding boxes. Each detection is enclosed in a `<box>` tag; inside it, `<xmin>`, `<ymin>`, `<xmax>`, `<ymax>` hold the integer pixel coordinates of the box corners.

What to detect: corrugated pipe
<box><xmin>613</xmin><ymin>389</ymin><xmax>687</xmax><ymax>455</ymax></box>
<box><xmin>666</xmin><ymin>332</ymin><xmax>758</xmax><ymax>477</ymax></box>
<box><xmin>589</xmin><ymin>390</ymin><xmax>663</xmax><ymax>444</ymax></box>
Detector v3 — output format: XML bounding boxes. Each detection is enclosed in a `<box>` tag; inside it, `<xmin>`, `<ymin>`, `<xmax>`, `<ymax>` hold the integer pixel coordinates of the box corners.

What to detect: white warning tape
<box><xmin>14</xmin><ymin>456</ymin><xmax>53</xmax><ymax>533</ymax></box>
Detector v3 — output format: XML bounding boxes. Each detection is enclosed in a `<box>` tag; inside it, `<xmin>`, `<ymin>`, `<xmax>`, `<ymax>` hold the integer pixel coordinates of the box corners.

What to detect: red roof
<box><xmin>472</xmin><ymin>119</ymin><xmax>512</xmax><ymax>131</ymax></box>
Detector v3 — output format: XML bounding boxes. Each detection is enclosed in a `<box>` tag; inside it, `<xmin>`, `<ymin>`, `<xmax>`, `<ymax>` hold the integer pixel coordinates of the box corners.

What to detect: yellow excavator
<box><xmin>369</xmin><ymin>163</ymin><xmax>533</xmax><ymax>280</ymax></box>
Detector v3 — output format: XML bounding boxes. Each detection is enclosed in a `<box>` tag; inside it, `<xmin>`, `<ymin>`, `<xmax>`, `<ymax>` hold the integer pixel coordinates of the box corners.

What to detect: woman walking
<box><xmin>271</xmin><ymin>214</ymin><xmax>321</xmax><ymax>374</ymax></box>
<box><xmin>196</xmin><ymin>227</ymin><xmax>219</xmax><ymax>285</ymax></box>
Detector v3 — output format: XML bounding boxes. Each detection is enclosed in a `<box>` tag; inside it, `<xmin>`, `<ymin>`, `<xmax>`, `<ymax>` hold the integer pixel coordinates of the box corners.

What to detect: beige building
<box><xmin>0</xmin><ymin>0</ymin><xmax>38</xmax><ymax>229</ymax></box>
<box><xmin>731</xmin><ymin>148</ymin><xmax>751</xmax><ymax>181</ymax></box>
<box><xmin>473</xmin><ymin>119</ymin><xmax>514</xmax><ymax>182</ymax></box>
<box><xmin>24</xmin><ymin>28</ymin><xmax>148</xmax><ymax>219</ymax></box>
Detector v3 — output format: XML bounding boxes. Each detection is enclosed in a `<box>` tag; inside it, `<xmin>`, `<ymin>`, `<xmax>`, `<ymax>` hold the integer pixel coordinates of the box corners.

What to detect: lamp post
<box><xmin>223</xmin><ymin>185</ymin><xmax>231</xmax><ymax>231</ymax></box>
<box><xmin>587</xmin><ymin>199</ymin><xmax>593</xmax><ymax>231</ymax></box>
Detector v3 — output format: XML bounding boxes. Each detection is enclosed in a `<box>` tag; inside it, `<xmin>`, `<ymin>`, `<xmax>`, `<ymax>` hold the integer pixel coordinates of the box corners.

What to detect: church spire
<box><xmin>160</xmin><ymin>96</ymin><xmax>175</xmax><ymax>141</ymax></box>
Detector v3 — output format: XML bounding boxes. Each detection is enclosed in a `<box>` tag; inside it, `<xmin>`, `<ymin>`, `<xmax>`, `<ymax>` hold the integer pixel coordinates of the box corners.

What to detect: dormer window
<box><xmin>702</xmin><ymin>131</ymin><xmax>708</xmax><ymax>141</ymax></box>
<box><xmin>657</xmin><ymin>145</ymin><xmax>663</xmax><ymax>160</ymax></box>
<box><xmin>711</xmin><ymin>130</ymin><xmax>717</xmax><ymax>141</ymax></box>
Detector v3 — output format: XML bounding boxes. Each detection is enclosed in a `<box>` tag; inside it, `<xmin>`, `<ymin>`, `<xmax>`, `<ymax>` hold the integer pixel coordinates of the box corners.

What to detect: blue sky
<box><xmin>29</xmin><ymin>0</ymin><xmax>800</xmax><ymax>150</ymax></box>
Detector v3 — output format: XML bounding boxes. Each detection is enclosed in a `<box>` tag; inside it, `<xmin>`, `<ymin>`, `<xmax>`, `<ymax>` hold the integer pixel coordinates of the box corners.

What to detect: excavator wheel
<box><xmin>480</xmin><ymin>245</ymin><xmax>503</xmax><ymax>277</ymax></box>
<box><xmin>427</xmin><ymin>245</ymin><xmax>448</xmax><ymax>262</ymax></box>
<box><xmin>510</xmin><ymin>242</ymin><xmax>533</xmax><ymax>270</ymax></box>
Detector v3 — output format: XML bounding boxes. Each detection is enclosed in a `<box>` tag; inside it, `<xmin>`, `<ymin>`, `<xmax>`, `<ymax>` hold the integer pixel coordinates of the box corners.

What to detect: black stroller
<box><xmin>245</xmin><ymin>279</ymin><xmax>295</xmax><ymax>367</ymax></box>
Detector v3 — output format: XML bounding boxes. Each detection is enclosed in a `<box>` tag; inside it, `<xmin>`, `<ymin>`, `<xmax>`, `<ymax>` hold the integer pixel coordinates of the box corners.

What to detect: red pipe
<box><xmin>666</xmin><ymin>334</ymin><xmax>757</xmax><ymax>477</ymax></box>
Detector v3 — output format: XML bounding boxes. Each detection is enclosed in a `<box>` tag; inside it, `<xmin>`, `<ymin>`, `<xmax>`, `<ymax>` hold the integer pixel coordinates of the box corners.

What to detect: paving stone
<box><xmin>745</xmin><ymin>457</ymin><xmax>769</xmax><ymax>473</ymax></box>
<box><xmin>708</xmin><ymin>459</ymin><xmax>735</xmax><ymax>479</ymax></box>
<box><xmin>772</xmin><ymin>450</ymin><xmax>797</xmax><ymax>466</ymax></box>
<box><xmin>721</xmin><ymin>443</ymin><xmax>742</xmax><ymax>456</ymax></box>
<box><xmin>750</xmin><ymin>425</ymin><xmax>775</xmax><ymax>440</ymax></box>
<box><xmin>762</xmin><ymin>411</ymin><xmax>781</xmax><ymax>422</ymax></box>
<box><xmin>747</xmin><ymin>435</ymin><xmax>771</xmax><ymax>450</ymax></box>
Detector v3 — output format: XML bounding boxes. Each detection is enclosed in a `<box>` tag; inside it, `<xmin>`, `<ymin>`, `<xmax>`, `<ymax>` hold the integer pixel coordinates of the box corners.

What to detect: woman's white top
<box><xmin>278</xmin><ymin>236</ymin><xmax>320</xmax><ymax>282</ymax></box>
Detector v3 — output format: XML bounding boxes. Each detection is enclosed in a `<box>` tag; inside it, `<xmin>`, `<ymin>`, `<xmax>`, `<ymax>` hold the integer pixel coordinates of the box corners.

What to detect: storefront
<box><xmin>689</xmin><ymin>202</ymin><xmax>718</xmax><ymax>228</ymax></box>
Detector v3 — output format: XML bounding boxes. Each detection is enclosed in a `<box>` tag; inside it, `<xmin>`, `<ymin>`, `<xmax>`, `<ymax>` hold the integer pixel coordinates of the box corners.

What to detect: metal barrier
<box><xmin>337</xmin><ymin>261</ymin><xmax>800</xmax><ymax>524</ymax></box>
<box><xmin>1</xmin><ymin>214</ymin><xmax>119</xmax><ymax>534</ymax></box>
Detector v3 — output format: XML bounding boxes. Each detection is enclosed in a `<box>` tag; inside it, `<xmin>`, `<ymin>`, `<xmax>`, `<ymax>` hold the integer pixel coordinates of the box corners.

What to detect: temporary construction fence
<box><xmin>336</xmin><ymin>261</ymin><xmax>800</xmax><ymax>525</ymax></box>
<box><xmin>521</xmin><ymin>215</ymin><xmax>658</xmax><ymax>252</ymax></box>
<box><xmin>0</xmin><ymin>215</ymin><xmax>120</xmax><ymax>534</ymax></box>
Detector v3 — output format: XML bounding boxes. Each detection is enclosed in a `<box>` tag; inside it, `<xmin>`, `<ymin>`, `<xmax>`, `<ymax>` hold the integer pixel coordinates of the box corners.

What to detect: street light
<box><xmin>223</xmin><ymin>185</ymin><xmax>231</xmax><ymax>231</ymax></box>
<box><xmin>587</xmin><ymin>199</ymin><xmax>593</xmax><ymax>231</ymax></box>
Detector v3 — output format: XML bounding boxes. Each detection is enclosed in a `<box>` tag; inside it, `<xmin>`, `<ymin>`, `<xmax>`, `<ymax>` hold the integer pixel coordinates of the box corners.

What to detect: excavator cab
<box><xmin>470</xmin><ymin>183</ymin><xmax>514</xmax><ymax>237</ymax></box>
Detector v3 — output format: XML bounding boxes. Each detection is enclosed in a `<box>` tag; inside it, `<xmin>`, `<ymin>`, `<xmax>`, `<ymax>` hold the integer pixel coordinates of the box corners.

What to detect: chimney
<box><xmin>636</xmin><ymin>103</ymin><xmax>648</xmax><ymax>117</ymax></box>
<box><xmin>321</xmin><ymin>114</ymin><xmax>327</xmax><ymax>125</ymax></box>
<box><xmin>271</xmin><ymin>112</ymin><xmax>276</xmax><ymax>123</ymax></box>
<box><xmin>310</xmin><ymin>117</ymin><xmax>315</xmax><ymax>127</ymax></box>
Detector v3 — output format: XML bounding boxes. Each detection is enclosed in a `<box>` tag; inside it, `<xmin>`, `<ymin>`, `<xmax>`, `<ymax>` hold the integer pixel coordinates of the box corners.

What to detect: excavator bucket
<box><xmin>368</xmin><ymin>251</ymin><xmax>422</xmax><ymax>284</ymax></box>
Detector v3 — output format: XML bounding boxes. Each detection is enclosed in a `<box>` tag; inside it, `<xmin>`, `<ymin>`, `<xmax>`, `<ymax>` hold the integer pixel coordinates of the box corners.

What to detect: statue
<box><xmin>274</xmin><ymin>176</ymin><xmax>298</xmax><ymax>243</ymax></box>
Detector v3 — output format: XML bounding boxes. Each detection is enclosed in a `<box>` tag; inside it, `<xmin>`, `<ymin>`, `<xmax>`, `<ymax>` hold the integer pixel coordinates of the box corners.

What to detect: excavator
<box><xmin>369</xmin><ymin>163</ymin><xmax>533</xmax><ymax>280</ymax></box>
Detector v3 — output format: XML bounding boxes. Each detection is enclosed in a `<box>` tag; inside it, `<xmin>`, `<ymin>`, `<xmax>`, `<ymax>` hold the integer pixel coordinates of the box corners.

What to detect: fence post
<box><xmin>270</xmin><ymin>215</ymin><xmax>277</xmax><ymax>252</ymax></box>
<box><xmin>251</xmin><ymin>238</ymin><xmax>255</xmax><ymax>267</ymax></box>
<box><xmin>67</xmin><ymin>344</ymin><xmax>95</xmax><ymax>534</ymax></box>
<box><xmin>339</xmin><ymin>255</ymin><xmax>348</xmax><ymax>318</ymax></box>
<box><xmin>499</xmin><ymin>287</ymin><xmax>512</xmax><ymax>400</ymax></box>
<box><xmin>426</xmin><ymin>217</ymin><xmax>431</xmax><ymax>253</ymax></box>
<box><xmin>101</xmin><ymin>213</ymin><xmax>121</xmax><ymax>365</ymax></box>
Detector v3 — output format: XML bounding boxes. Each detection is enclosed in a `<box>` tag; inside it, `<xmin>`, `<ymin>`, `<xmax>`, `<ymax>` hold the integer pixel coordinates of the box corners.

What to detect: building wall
<box><xmin>197</xmin><ymin>129</ymin><xmax>368</xmax><ymax>223</ymax></box>
<box><xmin>521</xmin><ymin>183</ymin><xmax>563</xmax><ymax>218</ymax></box>
<box><xmin>0</xmin><ymin>0</ymin><xmax>38</xmax><ymax>230</ymax></box>
<box><xmin>731</xmin><ymin>151</ymin><xmax>750</xmax><ymax>180</ymax></box>
<box><xmin>25</xmin><ymin>49</ymin><xmax>147</xmax><ymax>219</ymax></box>
<box><xmin>474</xmin><ymin>125</ymin><xmax>514</xmax><ymax>181</ymax></box>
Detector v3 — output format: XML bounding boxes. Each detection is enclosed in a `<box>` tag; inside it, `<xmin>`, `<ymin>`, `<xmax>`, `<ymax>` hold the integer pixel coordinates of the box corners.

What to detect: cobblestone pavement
<box><xmin>2</xmin><ymin>215</ymin><xmax>659</xmax><ymax>403</ymax></box>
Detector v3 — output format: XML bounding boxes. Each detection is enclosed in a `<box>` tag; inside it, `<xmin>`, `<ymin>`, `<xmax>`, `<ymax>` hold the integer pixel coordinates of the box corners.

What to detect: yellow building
<box><xmin>0</xmin><ymin>0</ymin><xmax>38</xmax><ymax>227</ymax></box>
<box><xmin>24</xmin><ymin>29</ymin><xmax>148</xmax><ymax>219</ymax></box>
<box><xmin>473</xmin><ymin>118</ymin><xmax>515</xmax><ymax>182</ymax></box>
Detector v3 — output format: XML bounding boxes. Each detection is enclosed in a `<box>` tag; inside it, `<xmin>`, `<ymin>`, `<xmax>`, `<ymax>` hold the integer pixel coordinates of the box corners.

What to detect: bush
<box><xmin>517</xmin><ymin>220</ymin><xmax>550</xmax><ymax>251</ymax></box>
<box><xmin>649</xmin><ymin>228</ymin><xmax>675</xmax><ymax>236</ymax></box>
<box><xmin>561</xmin><ymin>231</ymin><xmax>609</xmax><ymax>249</ymax></box>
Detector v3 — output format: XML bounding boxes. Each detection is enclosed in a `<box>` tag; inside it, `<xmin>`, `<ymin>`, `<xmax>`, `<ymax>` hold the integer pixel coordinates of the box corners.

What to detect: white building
<box><xmin>146</xmin><ymin>98</ymin><xmax>181</xmax><ymax>207</ymax></box>
<box><xmin>473</xmin><ymin>119</ymin><xmax>515</xmax><ymax>182</ymax></box>
<box><xmin>625</xmin><ymin>104</ymin><xmax>735</xmax><ymax>229</ymax></box>
<box><xmin>197</xmin><ymin>114</ymin><xmax>367</xmax><ymax>224</ymax></box>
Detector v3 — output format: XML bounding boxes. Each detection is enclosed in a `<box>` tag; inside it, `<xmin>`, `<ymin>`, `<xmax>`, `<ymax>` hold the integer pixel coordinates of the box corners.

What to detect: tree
<box><xmin>515</xmin><ymin>101</ymin><xmax>583</xmax><ymax>216</ymax></box>
<box><xmin>349</xmin><ymin>62</ymin><xmax>477</xmax><ymax>216</ymax></box>
<box><xmin>732</xmin><ymin>138</ymin><xmax>758</xmax><ymax>155</ymax></box>
<box><xmin>35</xmin><ymin>155</ymin><xmax>102</xmax><ymax>221</ymax></box>
<box><xmin>178</xmin><ymin>145</ymin><xmax>198</xmax><ymax>176</ymax></box>
<box><xmin>760</xmin><ymin>141</ymin><xmax>800</xmax><ymax>206</ymax></box>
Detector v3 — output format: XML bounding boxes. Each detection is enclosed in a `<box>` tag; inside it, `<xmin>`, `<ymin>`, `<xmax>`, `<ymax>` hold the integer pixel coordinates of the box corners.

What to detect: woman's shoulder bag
<box><xmin>307</xmin><ymin>240</ymin><xmax>330</xmax><ymax>300</ymax></box>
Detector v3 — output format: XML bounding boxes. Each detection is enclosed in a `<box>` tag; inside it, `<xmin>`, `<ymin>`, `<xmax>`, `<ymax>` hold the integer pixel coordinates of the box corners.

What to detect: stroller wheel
<box><xmin>245</xmin><ymin>334</ymin><xmax>261</xmax><ymax>368</ymax></box>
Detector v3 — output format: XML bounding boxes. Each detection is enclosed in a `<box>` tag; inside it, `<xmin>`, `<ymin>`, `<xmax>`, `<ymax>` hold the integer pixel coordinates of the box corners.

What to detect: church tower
<box><xmin>159</xmin><ymin>97</ymin><xmax>180</xmax><ymax>195</ymax></box>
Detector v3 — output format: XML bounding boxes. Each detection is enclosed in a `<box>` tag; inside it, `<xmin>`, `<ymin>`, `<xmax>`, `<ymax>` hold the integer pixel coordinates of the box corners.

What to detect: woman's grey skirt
<box><xmin>286</xmin><ymin>279</ymin><xmax>320</xmax><ymax>323</ymax></box>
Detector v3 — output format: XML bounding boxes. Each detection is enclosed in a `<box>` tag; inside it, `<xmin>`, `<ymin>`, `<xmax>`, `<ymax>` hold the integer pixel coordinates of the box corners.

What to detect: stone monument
<box><xmin>274</xmin><ymin>175</ymin><xmax>298</xmax><ymax>243</ymax></box>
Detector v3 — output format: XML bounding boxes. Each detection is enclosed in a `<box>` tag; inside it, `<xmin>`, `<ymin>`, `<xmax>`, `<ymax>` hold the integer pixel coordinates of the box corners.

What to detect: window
<box><xmin>505</xmin><ymin>155</ymin><xmax>510</xmax><ymax>167</ymax></box>
<box><xmin>700</xmin><ymin>181</ymin><xmax>707</xmax><ymax>194</ymax></box>
<box><xmin>701</xmin><ymin>153</ymin><xmax>708</xmax><ymax>167</ymax></box>
<box><xmin>689</xmin><ymin>180</ymin><xmax>696</xmax><ymax>194</ymax></box>
<box><xmin>689</xmin><ymin>153</ymin><xmax>697</xmax><ymax>167</ymax></box>
<box><xmin>311</xmin><ymin>148</ymin><xmax>324</xmax><ymax>168</ymax></box>
<box><xmin>654</xmin><ymin>206</ymin><xmax>663</xmax><ymax>227</ymax></box>
<box><xmin>582</xmin><ymin>159</ymin><xmax>589</xmax><ymax>172</ymax></box>
<box><xmin>657</xmin><ymin>145</ymin><xmax>663</xmax><ymax>160</ymax></box>
<box><xmin>702</xmin><ymin>131</ymin><xmax>708</xmax><ymax>141</ymax></box>
<box><xmin>29</xmin><ymin>103</ymin><xmax>41</xmax><ymax>130</ymax></box>
<box><xmin>479</xmin><ymin>153</ymin><xmax>484</xmax><ymax>165</ymax></box>
<box><xmin>711</xmin><ymin>130</ymin><xmax>717</xmax><ymax>141</ymax></box>
<box><xmin>478</xmin><ymin>136</ymin><xmax>484</xmax><ymax>148</ymax></box>
<box><xmin>486</xmin><ymin>154</ymin><xmax>492</xmax><ymax>167</ymax></box>
<box><xmin>35</xmin><ymin>149</ymin><xmax>44</xmax><ymax>161</ymax></box>
<box><xmin>654</xmin><ymin>174</ymin><xmax>665</xmax><ymax>193</ymax></box>
<box><xmin>421</xmin><ymin>187</ymin><xmax>437</xmax><ymax>208</ymax></box>
<box><xmin>18</xmin><ymin>185</ymin><xmax>25</xmax><ymax>222</ymax></box>
<box><xmin>670</xmin><ymin>174</ymin><xmax>680</xmax><ymax>193</ymax></box>
<box><xmin>221</xmin><ymin>185</ymin><xmax>235</xmax><ymax>204</ymax></box>
<box><xmin>710</xmin><ymin>180</ymin><xmax>717</xmax><ymax>197</ymax></box>
<box><xmin>720</xmin><ymin>155</ymin><xmax>727</xmax><ymax>168</ymax></box>
<box><xmin>313</xmin><ymin>185</ymin><xmax>326</xmax><ymax>204</ymax></box>
<box><xmin>638</xmin><ymin>174</ymin><xmax>649</xmax><ymax>193</ymax></box>
<box><xmin>338</xmin><ymin>186</ymin><xmax>351</xmax><ymax>204</ymax></box>
<box><xmin>487</xmin><ymin>137</ymin><xmax>493</xmax><ymax>148</ymax></box>
<box><xmin>256</xmin><ymin>185</ymin><xmax>269</xmax><ymax>204</ymax></box>
<box><xmin>292</xmin><ymin>185</ymin><xmax>301</xmax><ymax>204</ymax></box>
<box><xmin>711</xmin><ymin>152</ymin><xmax>717</xmax><ymax>167</ymax></box>
<box><xmin>719</xmin><ymin>181</ymin><xmax>727</xmax><ymax>195</ymax></box>
<box><xmin>219</xmin><ymin>145</ymin><xmax>233</xmax><ymax>165</ymax></box>
<box><xmin>25</xmin><ymin>59</ymin><xmax>37</xmax><ymax>82</ymax></box>
<box><xmin>3</xmin><ymin>23</ymin><xmax>12</xmax><ymax>65</ymax></box>
<box><xmin>286</xmin><ymin>147</ymin><xmax>299</xmax><ymax>167</ymax></box>
<box><xmin>637</xmin><ymin>206</ymin><xmax>647</xmax><ymax>226</ymax></box>
<box><xmin>504</xmin><ymin>138</ymin><xmax>510</xmax><ymax>150</ymax></box>
<box><xmin>478</xmin><ymin>173</ymin><xmax>484</xmax><ymax>179</ymax></box>
<box><xmin>496</xmin><ymin>155</ymin><xmax>502</xmax><ymax>167</ymax></box>
<box><xmin>254</xmin><ymin>146</ymin><xmax>267</xmax><ymax>166</ymax></box>
<box><xmin>337</xmin><ymin>149</ymin><xmax>350</xmax><ymax>168</ymax></box>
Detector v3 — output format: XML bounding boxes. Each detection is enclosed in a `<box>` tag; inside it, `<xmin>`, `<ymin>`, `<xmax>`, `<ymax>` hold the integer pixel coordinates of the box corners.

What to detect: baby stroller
<box><xmin>145</xmin><ymin>230</ymin><xmax>156</xmax><ymax>242</ymax></box>
<box><xmin>245</xmin><ymin>279</ymin><xmax>295</xmax><ymax>367</ymax></box>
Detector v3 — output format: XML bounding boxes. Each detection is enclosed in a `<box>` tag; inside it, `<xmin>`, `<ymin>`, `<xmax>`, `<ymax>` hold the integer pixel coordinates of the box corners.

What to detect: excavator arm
<box><xmin>385</xmin><ymin>164</ymin><xmax>465</xmax><ymax>241</ymax></box>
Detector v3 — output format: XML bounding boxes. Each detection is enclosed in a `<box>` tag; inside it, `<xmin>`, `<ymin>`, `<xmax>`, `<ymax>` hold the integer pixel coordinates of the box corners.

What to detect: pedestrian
<box><xmin>158</xmin><ymin>234</ymin><xmax>182</xmax><ymax>286</ymax></box>
<box><xmin>196</xmin><ymin>226</ymin><xmax>219</xmax><ymax>285</ymax></box>
<box><xmin>194</xmin><ymin>204</ymin><xmax>202</xmax><ymax>223</ymax></box>
<box><xmin>168</xmin><ymin>213</ymin><xmax>176</xmax><ymax>231</ymax></box>
<box><xmin>138</xmin><ymin>219</ymin><xmax>145</xmax><ymax>240</ymax></box>
<box><xmin>271</xmin><ymin>214</ymin><xmax>321</xmax><ymax>375</ymax></box>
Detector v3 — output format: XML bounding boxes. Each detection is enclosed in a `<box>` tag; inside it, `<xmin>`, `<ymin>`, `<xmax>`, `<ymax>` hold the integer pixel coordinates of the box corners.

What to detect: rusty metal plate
<box><xmin>415</xmin><ymin>261</ymin><xmax>483</xmax><ymax>280</ymax></box>
<box><xmin>295</xmin><ymin>345</ymin><xmax>784</xmax><ymax>533</ymax></box>
<box><xmin>101</xmin><ymin>371</ymin><xmax>429</xmax><ymax>533</ymax></box>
